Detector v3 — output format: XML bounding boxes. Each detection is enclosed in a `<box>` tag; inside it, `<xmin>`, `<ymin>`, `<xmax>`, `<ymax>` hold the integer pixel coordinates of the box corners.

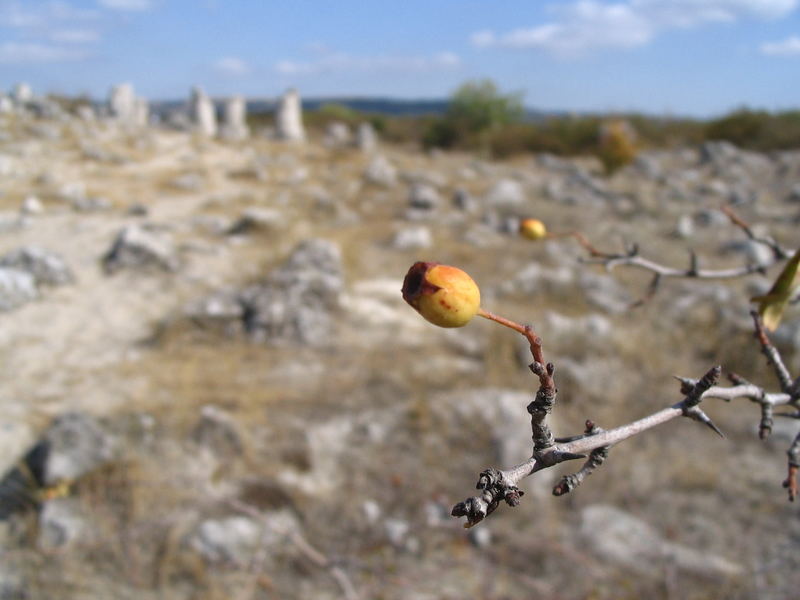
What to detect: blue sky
<box><xmin>1</xmin><ymin>0</ymin><xmax>799</xmax><ymax>117</ymax></box>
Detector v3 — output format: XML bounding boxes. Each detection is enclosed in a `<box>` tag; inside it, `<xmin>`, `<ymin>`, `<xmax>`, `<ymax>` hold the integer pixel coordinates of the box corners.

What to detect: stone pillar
<box><xmin>356</xmin><ymin>122</ymin><xmax>378</xmax><ymax>152</ymax></box>
<box><xmin>109</xmin><ymin>83</ymin><xmax>136</xmax><ymax>123</ymax></box>
<box><xmin>190</xmin><ymin>87</ymin><xmax>217</xmax><ymax>137</ymax></box>
<box><xmin>275</xmin><ymin>88</ymin><xmax>305</xmax><ymax>142</ymax></box>
<box><xmin>220</xmin><ymin>96</ymin><xmax>249</xmax><ymax>140</ymax></box>
<box><xmin>134</xmin><ymin>97</ymin><xmax>149</xmax><ymax>127</ymax></box>
<box><xmin>10</xmin><ymin>82</ymin><xmax>32</xmax><ymax>104</ymax></box>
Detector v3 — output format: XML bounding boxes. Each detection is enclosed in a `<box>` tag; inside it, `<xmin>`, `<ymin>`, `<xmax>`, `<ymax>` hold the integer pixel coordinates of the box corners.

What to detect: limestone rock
<box><xmin>364</xmin><ymin>155</ymin><xmax>397</xmax><ymax>187</ymax></box>
<box><xmin>190</xmin><ymin>239</ymin><xmax>344</xmax><ymax>346</ymax></box>
<box><xmin>20</xmin><ymin>196</ymin><xmax>43</xmax><ymax>216</ymax></box>
<box><xmin>241</xmin><ymin>239</ymin><xmax>343</xmax><ymax>345</ymax></box>
<box><xmin>40</xmin><ymin>413</ymin><xmax>115</xmax><ymax>485</ymax></box>
<box><xmin>485</xmin><ymin>178</ymin><xmax>526</xmax><ymax>208</ymax></box>
<box><xmin>432</xmin><ymin>388</ymin><xmax>540</xmax><ymax>470</ymax></box>
<box><xmin>323</xmin><ymin>121</ymin><xmax>351</xmax><ymax>148</ymax></box>
<box><xmin>0</xmin><ymin>246</ymin><xmax>73</xmax><ymax>286</ymax></box>
<box><xmin>356</xmin><ymin>122</ymin><xmax>378</xmax><ymax>152</ymax></box>
<box><xmin>102</xmin><ymin>224</ymin><xmax>180</xmax><ymax>274</ymax></box>
<box><xmin>674</xmin><ymin>214</ymin><xmax>694</xmax><ymax>239</ymax></box>
<box><xmin>190</xmin><ymin>87</ymin><xmax>217</xmax><ymax>137</ymax></box>
<box><xmin>275</xmin><ymin>89</ymin><xmax>305</xmax><ymax>142</ymax></box>
<box><xmin>192</xmin><ymin>405</ymin><xmax>243</xmax><ymax>459</ymax></box>
<box><xmin>220</xmin><ymin>96</ymin><xmax>249</xmax><ymax>141</ymax></box>
<box><xmin>581</xmin><ymin>504</ymin><xmax>743</xmax><ymax>578</ymax></box>
<box><xmin>721</xmin><ymin>239</ymin><xmax>774</xmax><ymax>268</ymax></box>
<box><xmin>38</xmin><ymin>497</ymin><xmax>89</xmax><ymax>550</ymax></box>
<box><xmin>392</xmin><ymin>226</ymin><xmax>432</xmax><ymax>250</ymax></box>
<box><xmin>109</xmin><ymin>83</ymin><xmax>135</xmax><ymax>123</ymax></box>
<box><xmin>0</xmin><ymin>268</ymin><xmax>38</xmax><ymax>311</ymax></box>
<box><xmin>408</xmin><ymin>182</ymin><xmax>441</xmax><ymax>210</ymax></box>
<box><xmin>184</xmin><ymin>288</ymin><xmax>245</xmax><ymax>336</ymax></box>
<box><xmin>189</xmin><ymin>510</ymin><xmax>299</xmax><ymax>565</ymax></box>
<box><xmin>227</xmin><ymin>208</ymin><xmax>284</xmax><ymax>235</ymax></box>
<box><xmin>10</xmin><ymin>82</ymin><xmax>32</xmax><ymax>105</ymax></box>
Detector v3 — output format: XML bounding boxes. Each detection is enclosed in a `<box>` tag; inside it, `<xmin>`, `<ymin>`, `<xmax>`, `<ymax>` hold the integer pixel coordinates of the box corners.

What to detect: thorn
<box><xmin>727</xmin><ymin>372</ymin><xmax>747</xmax><ymax>386</ymax></box>
<box><xmin>684</xmin><ymin>406</ymin><xmax>725</xmax><ymax>438</ymax></box>
<box><xmin>688</xmin><ymin>249</ymin><xmax>699</xmax><ymax>276</ymax></box>
<box><xmin>674</xmin><ymin>375</ymin><xmax>696</xmax><ymax>395</ymax></box>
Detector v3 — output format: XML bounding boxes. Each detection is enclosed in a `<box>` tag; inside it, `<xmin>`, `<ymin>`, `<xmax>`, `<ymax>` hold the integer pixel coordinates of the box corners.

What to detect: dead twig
<box><xmin>691</xmin><ymin>313</ymin><xmax>800</xmax><ymax>500</ymax></box>
<box><xmin>573</xmin><ymin>206</ymin><xmax>795</xmax><ymax>306</ymax></box>
<box><xmin>450</xmin><ymin>312</ymin><xmax>725</xmax><ymax>527</ymax></box>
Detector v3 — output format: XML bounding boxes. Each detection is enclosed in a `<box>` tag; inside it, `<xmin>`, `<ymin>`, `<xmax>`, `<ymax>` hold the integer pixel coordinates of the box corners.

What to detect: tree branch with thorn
<box><xmin>401</xmin><ymin>261</ymin><xmax>727</xmax><ymax>527</ymax></box>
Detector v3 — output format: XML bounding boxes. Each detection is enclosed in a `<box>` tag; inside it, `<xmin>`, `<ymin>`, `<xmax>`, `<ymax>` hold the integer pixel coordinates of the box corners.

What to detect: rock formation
<box><xmin>274</xmin><ymin>88</ymin><xmax>305</xmax><ymax>142</ymax></box>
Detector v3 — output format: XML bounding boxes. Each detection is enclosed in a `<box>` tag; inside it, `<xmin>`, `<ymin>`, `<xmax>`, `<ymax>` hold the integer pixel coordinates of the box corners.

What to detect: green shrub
<box><xmin>423</xmin><ymin>79</ymin><xmax>524</xmax><ymax>151</ymax></box>
<box><xmin>596</xmin><ymin>120</ymin><xmax>638</xmax><ymax>174</ymax></box>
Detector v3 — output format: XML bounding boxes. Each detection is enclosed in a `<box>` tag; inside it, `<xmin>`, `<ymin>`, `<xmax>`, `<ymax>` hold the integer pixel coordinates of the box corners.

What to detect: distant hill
<box><xmin>149</xmin><ymin>96</ymin><xmax>560</xmax><ymax>121</ymax></box>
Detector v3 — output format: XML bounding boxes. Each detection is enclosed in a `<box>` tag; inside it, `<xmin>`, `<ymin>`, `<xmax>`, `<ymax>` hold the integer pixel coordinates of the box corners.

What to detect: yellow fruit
<box><xmin>519</xmin><ymin>218</ymin><xmax>547</xmax><ymax>241</ymax></box>
<box><xmin>402</xmin><ymin>262</ymin><xmax>480</xmax><ymax>328</ymax></box>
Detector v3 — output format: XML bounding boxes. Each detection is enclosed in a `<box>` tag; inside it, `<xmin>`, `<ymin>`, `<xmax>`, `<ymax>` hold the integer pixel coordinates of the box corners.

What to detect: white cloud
<box><xmin>213</xmin><ymin>56</ymin><xmax>250</xmax><ymax>76</ymax></box>
<box><xmin>97</xmin><ymin>0</ymin><xmax>152</xmax><ymax>11</ymax></box>
<box><xmin>275</xmin><ymin>50</ymin><xmax>461</xmax><ymax>76</ymax></box>
<box><xmin>473</xmin><ymin>0</ymin><xmax>799</xmax><ymax>56</ymax></box>
<box><xmin>50</xmin><ymin>29</ymin><xmax>100</xmax><ymax>43</ymax></box>
<box><xmin>761</xmin><ymin>34</ymin><xmax>800</xmax><ymax>55</ymax></box>
<box><xmin>0</xmin><ymin>41</ymin><xmax>87</xmax><ymax>63</ymax></box>
<box><xmin>0</xmin><ymin>1</ymin><xmax>100</xmax><ymax>29</ymax></box>
<box><xmin>470</xmin><ymin>30</ymin><xmax>496</xmax><ymax>48</ymax></box>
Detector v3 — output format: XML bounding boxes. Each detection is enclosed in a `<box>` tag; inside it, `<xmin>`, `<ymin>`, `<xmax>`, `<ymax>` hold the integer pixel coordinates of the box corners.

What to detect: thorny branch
<box><xmin>570</xmin><ymin>206</ymin><xmax>795</xmax><ymax>306</ymax></box>
<box><xmin>552</xmin><ymin>421</ymin><xmax>610</xmax><ymax>496</ymax></box>
<box><xmin>450</xmin><ymin>315</ymin><xmax>725</xmax><ymax>528</ymax></box>
<box><xmin>692</xmin><ymin>311</ymin><xmax>800</xmax><ymax>501</ymax></box>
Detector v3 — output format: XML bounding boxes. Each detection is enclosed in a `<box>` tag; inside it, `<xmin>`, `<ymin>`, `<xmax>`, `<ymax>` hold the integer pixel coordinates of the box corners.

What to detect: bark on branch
<box><xmin>450</xmin><ymin>321</ymin><xmax>725</xmax><ymax>527</ymax></box>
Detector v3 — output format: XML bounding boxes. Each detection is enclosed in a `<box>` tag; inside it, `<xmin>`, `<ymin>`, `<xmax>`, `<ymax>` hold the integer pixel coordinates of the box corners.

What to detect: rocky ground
<box><xmin>0</xmin><ymin>102</ymin><xmax>798</xmax><ymax>600</ymax></box>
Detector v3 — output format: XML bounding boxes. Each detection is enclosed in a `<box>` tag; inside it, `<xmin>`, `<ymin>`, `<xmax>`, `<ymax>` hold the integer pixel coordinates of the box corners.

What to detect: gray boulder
<box><xmin>0</xmin><ymin>268</ymin><xmax>38</xmax><ymax>311</ymax></box>
<box><xmin>227</xmin><ymin>208</ymin><xmax>284</xmax><ymax>235</ymax></box>
<box><xmin>356</xmin><ymin>122</ymin><xmax>378</xmax><ymax>152</ymax></box>
<box><xmin>189</xmin><ymin>510</ymin><xmax>299</xmax><ymax>565</ymax></box>
<box><xmin>364</xmin><ymin>155</ymin><xmax>397</xmax><ymax>187</ymax></box>
<box><xmin>323</xmin><ymin>121</ymin><xmax>351</xmax><ymax>148</ymax></box>
<box><xmin>41</xmin><ymin>412</ymin><xmax>115</xmax><ymax>485</ymax></box>
<box><xmin>581</xmin><ymin>504</ymin><xmax>742</xmax><ymax>578</ymax></box>
<box><xmin>237</xmin><ymin>239</ymin><xmax>344</xmax><ymax>345</ymax></box>
<box><xmin>392</xmin><ymin>226</ymin><xmax>432</xmax><ymax>250</ymax></box>
<box><xmin>485</xmin><ymin>178</ymin><xmax>526</xmax><ymax>208</ymax></box>
<box><xmin>102</xmin><ymin>224</ymin><xmax>179</xmax><ymax>274</ymax></box>
<box><xmin>38</xmin><ymin>497</ymin><xmax>88</xmax><ymax>550</ymax></box>
<box><xmin>408</xmin><ymin>182</ymin><xmax>441</xmax><ymax>210</ymax></box>
<box><xmin>0</xmin><ymin>246</ymin><xmax>73</xmax><ymax>286</ymax></box>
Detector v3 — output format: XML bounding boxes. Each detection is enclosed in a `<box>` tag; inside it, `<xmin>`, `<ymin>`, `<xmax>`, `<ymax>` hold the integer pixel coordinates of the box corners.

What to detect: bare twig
<box><xmin>571</xmin><ymin>206</ymin><xmax>795</xmax><ymax>305</ymax></box>
<box><xmin>688</xmin><ymin>314</ymin><xmax>800</xmax><ymax>500</ymax></box>
<box><xmin>783</xmin><ymin>432</ymin><xmax>800</xmax><ymax>502</ymax></box>
<box><xmin>751</xmin><ymin>310</ymin><xmax>794</xmax><ymax>394</ymax></box>
<box><xmin>720</xmin><ymin>205</ymin><xmax>791</xmax><ymax>261</ymax></box>
<box><xmin>552</xmin><ymin>421</ymin><xmax>610</xmax><ymax>496</ymax></box>
<box><xmin>450</xmin><ymin>317</ymin><xmax>725</xmax><ymax>527</ymax></box>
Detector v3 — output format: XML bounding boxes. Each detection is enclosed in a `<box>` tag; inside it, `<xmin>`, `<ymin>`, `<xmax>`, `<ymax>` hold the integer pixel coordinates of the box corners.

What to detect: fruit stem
<box><xmin>477</xmin><ymin>308</ymin><xmax>551</xmax><ymax>390</ymax></box>
<box><xmin>477</xmin><ymin>308</ymin><xmax>528</xmax><ymax>336</ymax></box>
<box><xmin>544</xmin><ymin>230</ymin><xmax>605</xmax><ymax>257</ymax></box>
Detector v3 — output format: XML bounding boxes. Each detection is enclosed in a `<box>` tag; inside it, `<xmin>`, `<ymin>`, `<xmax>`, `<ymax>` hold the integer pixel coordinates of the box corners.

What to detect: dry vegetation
<box><xmin>0</xmin><ymin>101</ymin><xmax>798</xmax><ymax>600</ymax></box>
